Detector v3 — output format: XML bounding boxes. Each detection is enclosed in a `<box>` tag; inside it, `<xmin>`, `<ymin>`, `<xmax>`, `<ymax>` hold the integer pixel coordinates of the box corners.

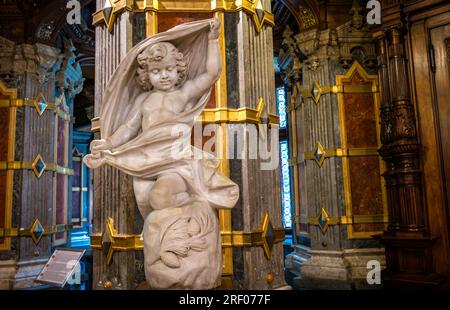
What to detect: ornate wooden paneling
<box><xmin>374</xmin><ymin>0</ymin><xmax>450</xmax><ymax>287</ymax></box>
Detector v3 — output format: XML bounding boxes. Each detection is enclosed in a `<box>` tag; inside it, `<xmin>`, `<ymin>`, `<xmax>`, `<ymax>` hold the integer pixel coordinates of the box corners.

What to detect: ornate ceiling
<box><xmin>0</xmin><ymin>0</ymin><xmax>95</xmax><ymax>53</ymax></box>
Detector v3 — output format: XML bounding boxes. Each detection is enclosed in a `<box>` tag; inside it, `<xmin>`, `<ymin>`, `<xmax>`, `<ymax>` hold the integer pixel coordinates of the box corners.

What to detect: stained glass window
<box><xmin>276</xmin><ymin>86</ymin><xmax>287</xmax><ymax>129</ymax></box>
<box><xmin>276</xmin><ymin>83</ymin><xmax>293</xmax><ymax>230</ymax></box>
<box><xmin>280</xmin><ymin>140</ymin><xmax>292</xmax><ymax>229</ymax></box>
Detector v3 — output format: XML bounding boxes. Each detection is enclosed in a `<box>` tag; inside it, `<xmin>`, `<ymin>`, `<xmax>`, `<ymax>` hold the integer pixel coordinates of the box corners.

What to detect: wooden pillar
<box><xmin>374</xmin><ymin>1</ymin><xmax>446</xmax><ymax>287</ymax></box>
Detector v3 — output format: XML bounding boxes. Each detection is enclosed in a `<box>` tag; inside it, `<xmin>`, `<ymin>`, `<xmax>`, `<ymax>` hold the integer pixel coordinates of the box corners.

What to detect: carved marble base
<box><xmin>0</xmin><ymin>258</ymin><xmax>47</xmax><ymax>289</ymax></box>
<box><xmin>289</xmin><ymin>247</ymin><xmax>386</xmax><ymax>290</ymax></box>
<box><xmin>143</xmin><ymin>201</ymin><xmax>222</xmax><ymax>290</ymax></box>
<box><xmin>285</xmin><ymin>244</ymin><xmax>311</xmax><ymax>280</ymax></box>
<box><xmin>0</xmin><ymin>260</ymin><xmax>16</xmax><ymax>290</ymax></box>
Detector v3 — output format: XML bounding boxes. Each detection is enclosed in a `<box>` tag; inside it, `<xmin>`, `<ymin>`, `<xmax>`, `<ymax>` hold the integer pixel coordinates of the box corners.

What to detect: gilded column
<box><xmin>228</xmin><ymin>0</ymin><xmax>286</xmax><ymax>289</ymax></box>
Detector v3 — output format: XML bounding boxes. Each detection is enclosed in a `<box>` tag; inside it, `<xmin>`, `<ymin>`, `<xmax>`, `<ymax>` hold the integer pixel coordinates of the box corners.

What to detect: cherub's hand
<box><xmin>90</xmin><ymin>139</ymin><xmax>112</xmax><ymax>152</ymax></box>
<box><xmin>208</xmin><ymin>18</ymin><xmax>221</xmax><ymax>40</ymax></box>
<box><xmin>83</xmin><ymin>152</ymin><xmax>106</xmax><ymax>169</ymax></box>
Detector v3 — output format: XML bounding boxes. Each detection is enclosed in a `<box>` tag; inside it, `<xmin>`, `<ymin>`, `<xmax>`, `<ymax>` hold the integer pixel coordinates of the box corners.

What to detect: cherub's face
<box><xmin>148</xmin><ymin>54</ymin><xmax>179</xmax><ymax>92</ymax></box>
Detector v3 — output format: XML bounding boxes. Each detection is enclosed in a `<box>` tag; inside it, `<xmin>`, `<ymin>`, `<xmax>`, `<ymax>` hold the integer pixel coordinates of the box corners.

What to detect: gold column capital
<box><xmin>93</xmin><ymin>0</ymin><xmax>275</xmax><ymax>33</ymax></box>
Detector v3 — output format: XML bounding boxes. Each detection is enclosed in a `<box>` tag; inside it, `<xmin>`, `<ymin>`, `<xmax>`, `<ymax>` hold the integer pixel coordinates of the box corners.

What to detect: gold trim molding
<box><xmin>91</xmin><ymin>214</ymin><xmax>285</xmax><ymax>264</ymax></box>
<box><xmin>304</xmin><ymin>214</ymin><xmax>388</xmax><ymax>226</ymax></box>
<box><xmin>198</xmin><ymin>98</ymin><xmax>279</xmax><ymax>126</ymax></box>
<box><xmin>93</xmin><ymin>0</ymin><xmax>275</xmax><ymax>33</ymax></box>
<box><xmin>0</xmin><ymin>81</ymin><xmax>16</xmax><ymax>251</ymax></box>
<box><xmin>221</xmin><ymin>212</ymin><xmax>285</xmax><ymax>259</ymax></box>
<box><xmin>291</xmin><ymin>147</ymin><xmax>380</xmax><ymax>167</ymax></box>
<box><xmin>302</xmin><ymin>213</ymin><xmax>388</xmax><ymax>236</ymax></box>
<box><xmin>90</xmin><ymin>217</ymin><xmax>144</xmax><ymax>265</ymax></box>
<box><xmin>0</xmin><ymin>160</ymin><xmax>74</xmax><ymax>176</ymax></box>
<box><xmin>91</xmin><ymin>102</ymin><xmax>280</xmax><ymax>133</ymax></box>
<box><xmin>91</xmin><ymin>117</ymin><xmax>100</xmax><ymax>133</ymax></box>
<box><xmin>0</xmin><ymin>223</ymin><xmax>73</xmax><ymax>239</ymax></box>
<box><xmin>302</xmin><ymin>83</ymin><xmax>379</xmax><ymax>104</ymax></box>
<box><xmin>0</xmin><ymin>96</ymin><xmax>71</xmax><ymax>122</ymax></box>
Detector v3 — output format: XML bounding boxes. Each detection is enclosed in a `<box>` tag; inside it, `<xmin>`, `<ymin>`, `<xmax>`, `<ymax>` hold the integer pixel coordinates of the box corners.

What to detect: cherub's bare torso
<box><xmin>140</xmin><ymin>90</ymin><xmax>191</xmax><ymax>130</ymax></box>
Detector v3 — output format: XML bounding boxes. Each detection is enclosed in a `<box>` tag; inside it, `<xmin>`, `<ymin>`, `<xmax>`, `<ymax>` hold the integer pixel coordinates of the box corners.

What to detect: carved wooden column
<box><xmin>374</xmin><ymin>2</ymin><xmax>442</xmax><ymax>286</ymax></box>
<box><xmin>376</xmin><ymin>36</ymin><xmax>399</xmax><ymax>232</ymax></box>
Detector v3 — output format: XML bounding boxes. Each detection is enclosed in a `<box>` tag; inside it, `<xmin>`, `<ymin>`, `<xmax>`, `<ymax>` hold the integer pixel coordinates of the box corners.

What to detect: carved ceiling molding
<box><xmin>93</xmin><ymin>0</ymin><xmax>275</xmax><ymax>33</ymax></box>
<box><xmin>34</xmin><ymin>0</ymin><xmax>94</xmax><ymax>44</ymax></box>
<box><xmin>281</xmin><ymin>0</ymin><xmax>319</xmax><ymax>31</ymax></box>
<box><xmin>0</xmin><ymin>36</ymin><xmax>60</xmax><ymax>85</ymax></box>
<box><xmin>278</xmin><ymin>0</ymin><xmax>377</xmax><ymax>78</ymax></box>
<box><xmin>0</xmin><ymin>35</ymin><xmax>84</xmax><ymax>100</ymax></box>
<box><xmin>0</xmin><ymin>0</ymin><xmax>94</xmax><ymax>54</ymax></box>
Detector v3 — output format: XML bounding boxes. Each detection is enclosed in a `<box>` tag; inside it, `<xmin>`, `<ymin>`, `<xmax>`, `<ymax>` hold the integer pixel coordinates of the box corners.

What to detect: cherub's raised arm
<box><xmin>180</xmin><ymin>19</ymin><xmax>222</xmax><ymax>103</ymax></box>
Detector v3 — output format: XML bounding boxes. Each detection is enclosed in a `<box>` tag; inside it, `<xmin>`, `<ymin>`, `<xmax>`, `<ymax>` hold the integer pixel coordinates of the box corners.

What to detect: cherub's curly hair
<box><xmin>136</xmin><ymin>42</ymin><xmax>187</xmax><ymax>91</ymax></box>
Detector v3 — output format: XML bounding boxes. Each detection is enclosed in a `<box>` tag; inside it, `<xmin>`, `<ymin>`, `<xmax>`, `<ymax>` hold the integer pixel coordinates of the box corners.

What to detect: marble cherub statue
<box><xmin>83</xmin><ymin>19</ymin><xmax>239</xmax><ymax>289</ymax></box>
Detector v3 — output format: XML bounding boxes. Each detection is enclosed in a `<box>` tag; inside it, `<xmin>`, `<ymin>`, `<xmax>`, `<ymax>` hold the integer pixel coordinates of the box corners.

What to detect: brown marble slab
<box><xmin>343</xmin><ymin>73</ymin><xmax>378</xmax><ymax>148</ymax></box>
<box><xmin>348</xmin><ymin>156</ymin><xmax>383</xmax><ymax>232</ymax></box>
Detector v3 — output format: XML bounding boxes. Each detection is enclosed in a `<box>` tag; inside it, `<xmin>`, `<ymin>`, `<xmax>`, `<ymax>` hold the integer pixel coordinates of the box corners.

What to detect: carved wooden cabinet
<box><xmin>375</xmin><ymin>0</ymin><xmax>450</xmax><ymax>288</ymax></box>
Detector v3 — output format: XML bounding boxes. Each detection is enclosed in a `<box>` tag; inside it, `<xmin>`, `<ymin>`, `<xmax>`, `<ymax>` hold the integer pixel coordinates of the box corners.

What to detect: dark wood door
<box><xmin>431</xmin><ymin>24</ymin><xmax>450</xmax><ymax>221</ymax></box>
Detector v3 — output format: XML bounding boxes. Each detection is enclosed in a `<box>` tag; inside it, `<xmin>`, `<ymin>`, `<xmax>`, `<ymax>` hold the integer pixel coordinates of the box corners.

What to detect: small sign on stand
<box><xmin>35</xmin><ymin>249</ymin><xmax>85</xmax><ymax>288</ymax></box>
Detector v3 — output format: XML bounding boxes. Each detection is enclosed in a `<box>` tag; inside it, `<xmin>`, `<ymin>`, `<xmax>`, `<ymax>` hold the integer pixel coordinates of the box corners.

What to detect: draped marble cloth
<box><xmin>84</xmin><ymin>19</ymin><xmax>239</xmax><ymax>289</ymax></box>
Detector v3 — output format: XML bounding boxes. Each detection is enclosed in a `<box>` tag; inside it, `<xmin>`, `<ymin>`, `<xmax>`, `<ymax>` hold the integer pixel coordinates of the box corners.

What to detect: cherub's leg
<box><xmin>133</xmin><ymin>177</ymin><xmax>155</xmax><ymax>219</ymax></box>
<box><xmin>149</xmin><ymin>173</ymin><xmax>189</xmax><ymax>210</ymax></box>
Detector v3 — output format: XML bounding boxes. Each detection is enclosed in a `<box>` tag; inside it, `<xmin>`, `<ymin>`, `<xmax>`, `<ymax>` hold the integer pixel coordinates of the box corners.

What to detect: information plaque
<box><xmin>35</xmin><ymin>249</ymin><xmax>85</xmax><ymax>288</ymax></box>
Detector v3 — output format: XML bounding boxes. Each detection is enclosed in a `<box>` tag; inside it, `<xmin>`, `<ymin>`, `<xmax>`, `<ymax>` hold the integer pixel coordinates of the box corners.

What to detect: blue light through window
<box><xmin>280</xmin><ymin>140</ymin><xmax>292</xmax><ymax>229</ymax></box>
<box><xmin>276</xmin><ymin>87</ymin><xmax>287</xmax><ymax>129</ymax></box>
